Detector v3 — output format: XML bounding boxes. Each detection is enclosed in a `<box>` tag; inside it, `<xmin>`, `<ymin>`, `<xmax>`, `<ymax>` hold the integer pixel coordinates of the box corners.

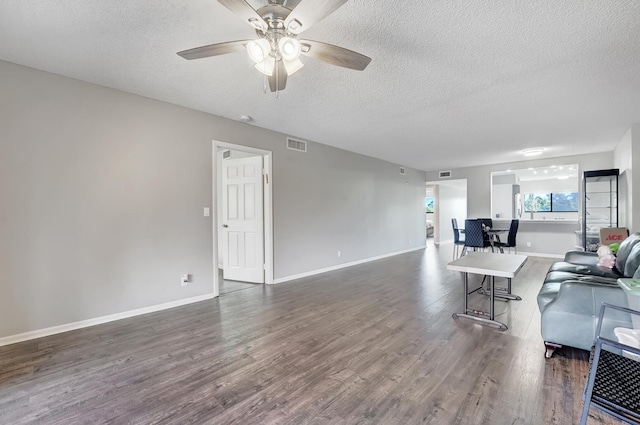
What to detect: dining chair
<box><xmin>452</xmin><ymin>218</ymin><xmax>466</xmax><ymax>260</ymax></box>
<box><xmin>496</xmin><ymin>219</ymin><xmax>519</xmax><ymax>254</ymax></box>
<box><xmin>461</xmin><ymin>219</ymin><xmax>493</xmax><ymax>256</ymax></box>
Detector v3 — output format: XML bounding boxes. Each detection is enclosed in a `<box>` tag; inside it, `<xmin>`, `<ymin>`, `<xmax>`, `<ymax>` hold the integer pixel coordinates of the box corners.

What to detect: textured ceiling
<box><xmin>1</xmin><ymin>1</ymin><xmax>639</xmax><ymax>171</ymax></box>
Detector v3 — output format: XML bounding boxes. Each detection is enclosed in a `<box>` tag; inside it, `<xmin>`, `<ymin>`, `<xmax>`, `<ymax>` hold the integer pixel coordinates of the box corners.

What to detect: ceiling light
<box><xmin>522</xmin><ymin>148</ymin><xmax>545</xmax><ymax>157</ymax></box>
<box><xmin>254</xmin><ymin>55</ymin><xmax>275</xmax><ymax>76</ymax></box>
<box><xmin>247</xmin><ymin>39</ymin><xmax>270</xmax><ymax>64</ymax></box>
<box><xmin>278</xmin><ymin>37</ymin><xmax>301</xmax><ymax>62</ymax></box>
<box><xmin>239</xmin><ymin>115</ymin><xmax>252</xmax><ymax>122</ymax></box>
<box><xmin>248</xmin><ymin>18</ymin><xmax>267</xmax><ymax>32</ymax></box>
<box><xmin>283</xmin><ymin>58</ymin><xmax>304</xmax><ymax>75</ymax></box>
<box><xmin>558</xmin><ymin>175</ymin><xmax>569</xmax><ymax>180</ymax></box>
<box><xmin>287</xmin><ymin>19</ymin><xmax>302</xmax><ymax>32</ymax></box>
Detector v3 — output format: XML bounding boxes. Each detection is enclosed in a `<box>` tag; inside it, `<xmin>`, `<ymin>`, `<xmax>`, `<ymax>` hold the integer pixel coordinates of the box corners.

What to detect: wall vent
<box><xmin>399</xmin><ymin>167</ymin><xmax>406</xmax><ymax>175</ymax></box>
<box><xmin>439</xmin><ymin>170</ymin><xmax>452</xmax><ymax>179</ymax></box>
<box><xmin>222</xmin><ymin>150</ymin><xmax>231</xmax><ymax>159</ymax></box>
<box><xmin>286</xmin><ymin>137</ymin><xmax>307</xmax><ymax>153</ymax></box>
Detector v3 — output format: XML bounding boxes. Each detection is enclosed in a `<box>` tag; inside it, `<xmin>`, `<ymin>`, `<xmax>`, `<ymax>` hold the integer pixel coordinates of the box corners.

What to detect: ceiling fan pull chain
<box><xmin>263</xmin><ymin>74</ymin><xmax>267</xmax><ymax>94</ymax></box>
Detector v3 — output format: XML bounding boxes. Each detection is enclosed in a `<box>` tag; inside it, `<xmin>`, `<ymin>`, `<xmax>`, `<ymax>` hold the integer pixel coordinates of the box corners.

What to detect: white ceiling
<box><xmin>1</xmin><ymin>1</ymin><xmax>639</xmax><ymax>172</ymax></box>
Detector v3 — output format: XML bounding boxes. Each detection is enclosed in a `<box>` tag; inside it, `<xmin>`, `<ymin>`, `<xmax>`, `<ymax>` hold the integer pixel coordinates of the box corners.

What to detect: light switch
<box><xmin>204</xmin><ymin>207</ymin><xmax>210</xmax><ymax>217</ymax></box>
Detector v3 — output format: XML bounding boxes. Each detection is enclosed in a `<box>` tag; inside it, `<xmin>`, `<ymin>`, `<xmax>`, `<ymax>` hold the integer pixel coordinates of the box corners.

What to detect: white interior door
<box><xmin>222</xmin><ymin>156</ymin><xmax>264</xmax><ymax>283</ymax></box>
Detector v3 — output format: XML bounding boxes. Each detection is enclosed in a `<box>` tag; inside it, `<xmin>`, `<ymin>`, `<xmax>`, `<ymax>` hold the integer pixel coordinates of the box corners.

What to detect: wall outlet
<box><xmin>337</xmin><ymin>250</ymin><xmax>341</xmax><ymax>258</ymax></box>
<box><xmin>181</xmin><ymin>274</ymin><xmax>190</xmax><ymax>286</ymax></box>
<box><xmin>526</xmin><ymin>242</ymin><xmax>532</xmax><ymax>248</ymax></box>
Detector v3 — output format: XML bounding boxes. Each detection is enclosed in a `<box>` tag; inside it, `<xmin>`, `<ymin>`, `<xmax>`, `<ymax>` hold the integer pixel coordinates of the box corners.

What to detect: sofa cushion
<box><xmin>562</xmin><ymin>250</ymin><xmax>599</xmax><ymax>266</ymax></box>
<box><xmin>547</xmin><ymin>263</ymin><xmax>621</xmax><ymax>279</ymax></box>
<box><xmin>624</xmin><ymin>243</ymin><xmax>640</xmax><ymax>277</ymax></box>
<box><xmin>616</xmin><ymin>232</ymin><xmax>640</xmax><ymax>273</ymax></box>
<box><xmin>544</xmin><ymin>271</ymin><xmax>618</xmax><ymax>285</ymax></box>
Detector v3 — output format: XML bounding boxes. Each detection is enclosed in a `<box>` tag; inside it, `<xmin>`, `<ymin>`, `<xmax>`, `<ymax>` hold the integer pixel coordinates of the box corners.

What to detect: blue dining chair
<box><xmin>496</xmin><ymin>219</ymin><xmax>519</xmax><ymax>253</ymax></box>
<box><xmin>452</xmin><ymin>218</ymin><xmax>466</xmax><ymax>260</ymax></box>
<box><xmin>461</xmin><ymin>219</ymin><xmax>493</xmax><ymax>256</ymax></box>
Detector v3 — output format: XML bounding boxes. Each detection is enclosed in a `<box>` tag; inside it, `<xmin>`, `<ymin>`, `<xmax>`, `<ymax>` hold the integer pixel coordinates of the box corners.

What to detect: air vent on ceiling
<box><xmin>399</xmin><ymin>167</ymin><xmax>406</xmax><ymax>175</ymax></box>
<box><xmin>222</xmin><ymin>150</ymin><xmax>231</xmax><ymax>159</ymax></box>
<box><xmin>286</xmin><ymin>137</ymin><xmax>307</xmax><ymax>153</ymax></box>
<box><xmin>439</xmin><ymin>170</ymin><xmax>452</xmax><ymax>179</ymax></box>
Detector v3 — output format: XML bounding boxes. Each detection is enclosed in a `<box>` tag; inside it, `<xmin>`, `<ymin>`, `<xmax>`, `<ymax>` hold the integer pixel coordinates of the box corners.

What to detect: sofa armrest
<box><xmin>563</xmin><ymin>250</ymin><xmax>599</xmax><ymax>266</ymax></box>
<box><xmin>540</xmin><ymin>280</ymin><xmax>631</xmax><ymax>351</ymax></box>
<box><xmin>545</xmin><ymin>280</ymin><xmax>627</xmax><ymax>316</ymax></box>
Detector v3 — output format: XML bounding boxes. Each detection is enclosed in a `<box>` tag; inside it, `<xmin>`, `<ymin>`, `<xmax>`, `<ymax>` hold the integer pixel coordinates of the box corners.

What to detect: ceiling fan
<box><xmin>177</xmin><ymin>0</ymin><xmax>372</xmax><ymax>93</ymax></box>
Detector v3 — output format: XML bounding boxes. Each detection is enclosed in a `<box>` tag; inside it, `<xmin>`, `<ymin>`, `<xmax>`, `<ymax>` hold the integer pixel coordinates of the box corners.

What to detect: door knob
<box><xmin>222</xmin><ymin>224</ymin><xmax>228</xmax><ymax>228</ymax></box>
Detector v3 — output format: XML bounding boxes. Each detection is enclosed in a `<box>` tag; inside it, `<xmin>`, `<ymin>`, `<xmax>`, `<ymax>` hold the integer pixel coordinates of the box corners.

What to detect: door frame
<box><xmin>212</xmin><ymin>140</ymin><xmax>274</xmax><ymax>297</ymax></box>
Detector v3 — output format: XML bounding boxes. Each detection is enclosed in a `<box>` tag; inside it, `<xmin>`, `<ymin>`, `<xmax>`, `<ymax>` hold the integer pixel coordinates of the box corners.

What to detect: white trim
<box><xmin>212</xmin><ymin>141</ymin><xmax>274</xmax><ymax>291</ymax></box>
<box><xmin>517</xmin><ymin>251</ymin><xmax>564</xmax><ymax>259</ymax></box>
<box><xmin>0</xmin><ymin>293</ymin><xmax>215</xmax><ymax>347</ymax></box>
<box><xmin>273</xmin><ymin>246</ymin><xmax>426</xmax><ymax>284</ymax></box>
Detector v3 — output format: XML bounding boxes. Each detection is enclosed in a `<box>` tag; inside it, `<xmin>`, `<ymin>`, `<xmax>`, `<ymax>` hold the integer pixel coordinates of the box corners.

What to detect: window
<box><xmin>551</xmin><ymin>192</ymin><xmax>579</xmax><ymax>212</ymax></box>
<box><xmin>524</xmin><ymin>193</ymin><xmax>551</xmax><ymax>212</ymax></box>
<box><xmin>524</xmin><ymin>192</ymin><xmax>578</xmax><ymax>212</ymax></box>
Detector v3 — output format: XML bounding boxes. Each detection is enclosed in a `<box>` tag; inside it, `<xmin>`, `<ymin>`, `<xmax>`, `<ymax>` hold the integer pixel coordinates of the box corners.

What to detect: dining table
<box><xmin>485</xmin><ymin>228</ymin><xmax>507</xmax><ymax>253</ymax></box>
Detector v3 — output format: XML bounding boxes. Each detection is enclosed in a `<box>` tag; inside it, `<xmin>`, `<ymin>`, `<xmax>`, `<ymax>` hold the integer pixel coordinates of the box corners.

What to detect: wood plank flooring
<box><xmin>0</xmin><ymin>242</ymin><xmax>620</xmax><ymax>424</ymax></box>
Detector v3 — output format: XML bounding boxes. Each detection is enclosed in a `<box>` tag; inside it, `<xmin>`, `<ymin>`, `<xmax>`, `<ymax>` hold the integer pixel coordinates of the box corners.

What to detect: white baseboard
<box><xmin>0</xmin><ymin>293</ymin><xmax>216</xmax><ymax>347</ymax></box>
<box><xmin>517</xmin><ymin>251</ymin><xmax>564</xmax><ymax>259</ymax></box>
<box><xmin>273</xmin><ymin>246</ymin><xmax>426</xmax><ymax>284</ymax></box>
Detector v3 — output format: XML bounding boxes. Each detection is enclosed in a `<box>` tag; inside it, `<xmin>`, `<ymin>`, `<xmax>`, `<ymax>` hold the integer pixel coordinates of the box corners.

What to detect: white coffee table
<box><xmin>447</xmin><ymin>252</ymin><xmax>528</xmax><ymax>330</ymax></box>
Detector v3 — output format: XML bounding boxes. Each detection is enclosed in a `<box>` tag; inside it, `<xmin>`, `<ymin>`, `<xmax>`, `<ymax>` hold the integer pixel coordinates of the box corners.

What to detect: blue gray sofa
<box><xmin>537</xmin><ymin>232</ymin><xmax>640</xmax><ymax>358</ymax></box>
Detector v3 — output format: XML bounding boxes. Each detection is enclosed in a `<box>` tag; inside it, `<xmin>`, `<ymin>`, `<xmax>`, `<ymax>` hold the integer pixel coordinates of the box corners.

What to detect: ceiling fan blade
<box><xmin>218</xmin><ymin>0</ymin><xmax>268</xmax><ymax>31</ymax></box>
<box><xmin>284</xmin><ymin>0</ymin><xmax>349</xmax><ymax>34</ymax></box>
<box><xmin>177</xmin><ymin>40</ymin><xmax>250</xmax><ymax>60</ymax></box>
<box><xmin>299</xmin><ymin>40</ymin><xmax>371</xmax><ymax>71</ymax></box>
<box><xmin>268</xmin><ymin>61</ymin><xmax>288</xmax><ymax>92</ymax></box>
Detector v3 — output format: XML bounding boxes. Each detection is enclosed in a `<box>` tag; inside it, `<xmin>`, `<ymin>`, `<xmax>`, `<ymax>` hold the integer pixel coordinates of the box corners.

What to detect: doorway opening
<box><xmin>212</xmin><ymin>141</ymin><xmax>274</xmax><ymax>297</ymax></box>
<box><xmin>425</xmin><ymin>179</ymin><xmax>468</xmax><ymax>248</ymax></box>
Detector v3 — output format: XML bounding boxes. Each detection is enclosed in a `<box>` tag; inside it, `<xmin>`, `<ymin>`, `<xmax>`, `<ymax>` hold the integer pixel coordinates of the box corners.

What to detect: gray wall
<box><xmin>614</xmin><ymin>125</ymin><xmax>640</xmax><ymax>232</ymax></box>
<box><xmin>425</xmin><ymin>152</ymin><xmax>614</xmax><ymax>255</ymax></box>
<box><xmin>0</xmin><ymin>60</ymin><xmax>426</xmax><ymax>338</ymax></box>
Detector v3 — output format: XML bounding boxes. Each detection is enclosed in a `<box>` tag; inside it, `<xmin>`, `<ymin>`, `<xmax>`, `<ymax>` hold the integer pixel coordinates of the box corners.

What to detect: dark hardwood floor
<box><xmin>219</xmin><ymin>275</ymin><xmax>261</xmax><ymax>295</ymax></box>
<box><xmin>0</xmin><ymin>242</ymin><xmax>618</xmax><ymax>424</ymax></box>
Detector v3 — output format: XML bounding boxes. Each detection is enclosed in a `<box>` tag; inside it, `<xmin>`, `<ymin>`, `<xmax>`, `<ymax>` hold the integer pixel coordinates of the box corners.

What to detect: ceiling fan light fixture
<box><xmin>287</xmin><ymin>19</ymin><xmax>302</xmax><ymax>32</ymax></box>
<box><xmin>247</xmin><ymin>39</ymin><xmax>270</xmax><ymax>64</ymax></box>
<box><xmin>278</xmin><ymin>37</ymin><xmax>301</xmax><ymax>62</ymax></box>
<box><xmin>248</xmin><ymin>18</ymin><xmax>266</xmax><ymax>32</ymax></box>
<box><xmin>254</xmin><ymin>55</ymin><xmax>275</xmax><ymax>76</ymax></box>
<box><xmin>283</xmin><ymin>58</ymin><xmax>304</xmax><ymax>75</ymax></box>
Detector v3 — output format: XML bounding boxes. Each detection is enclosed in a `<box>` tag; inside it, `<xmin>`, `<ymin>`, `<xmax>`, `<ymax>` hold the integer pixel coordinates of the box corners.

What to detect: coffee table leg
<box><xmin>452</xmin><ymin>272</ymin><xmax>508</xmax><ymax>330</ymax></box>
<box><xmin>463</xmin><ymin>272</ymin><xmax>468</xmax><ymax>313</ymax></box>
<box><xmin>490</xmin><ymin>276</ymin><xmax>495</xmax><ymax>320</ymax></box>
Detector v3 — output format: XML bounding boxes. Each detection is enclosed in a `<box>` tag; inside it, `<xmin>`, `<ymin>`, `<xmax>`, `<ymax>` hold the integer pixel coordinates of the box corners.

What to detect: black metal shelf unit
<box><xmin>581</xmin><ymin>169</ymin><xmax>619</xmax><ymax>252</ymax></box>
